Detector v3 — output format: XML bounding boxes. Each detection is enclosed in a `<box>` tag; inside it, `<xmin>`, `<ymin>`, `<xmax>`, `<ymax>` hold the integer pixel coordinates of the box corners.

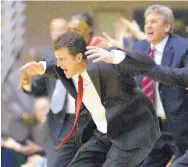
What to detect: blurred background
<box><xmin>1</xmin><ymin>1</ymin><xmax>188</xmax><ymax>167</ymax></box>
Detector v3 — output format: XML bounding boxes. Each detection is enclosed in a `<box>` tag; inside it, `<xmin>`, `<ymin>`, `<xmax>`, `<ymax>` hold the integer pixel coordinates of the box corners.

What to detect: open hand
<box><xmin>19</xmin><ymin>61</ymin><xmax>45</xmax><ymax>90</ymax></box>
<box><xmin>20</xmin><ymin>140</ymin><xmax>42</xmax><ymax>155</ymax></box>
<box><xmin>86</xmin><ymin>46</ymin><xmax>114</xmax><ymax>63</ymax></box>
<box><xmin>98</xmin><ymin>32</ymin><xmax>124</xmax><ymax>49</ymax></box>
<box><xmin>120</xmin><ymin>17</ymin><xmax>141</xmax><ymax>32</ymax></box>
<box><xmin>19</xmin><ymin>73</ymin><xmax>34</xmax><ymax>91</ymax></box>
<box><xmin>19</xmin><ymin>61</ymin><xmax>44</xmax><ymax>76</ymax></box>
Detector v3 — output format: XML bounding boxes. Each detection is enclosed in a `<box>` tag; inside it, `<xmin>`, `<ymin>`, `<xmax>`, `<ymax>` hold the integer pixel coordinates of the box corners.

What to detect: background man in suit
<box><xmin>132</xmin><ymin>4</ymin><xmax>188</xmax><ymax>166</ymax></box>
<box><xmin>19</xmin><ymin>31</ymin><xmax>160</xmax><ymax>167</ymax></box>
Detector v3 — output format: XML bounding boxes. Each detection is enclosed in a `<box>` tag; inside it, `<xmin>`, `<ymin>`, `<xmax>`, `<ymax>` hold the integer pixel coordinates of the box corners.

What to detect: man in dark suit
<box><xmin>20</xmin><ymin>31</ymin><xmax>160</xmax><ymax>167</ymax></box>
<box><xmin>22</xmin><ymin>18</ymin><xmax>95</xmax><ymax>167</ymax></box>
<box><xmin>29</xmin><ymin>51</ymin><xmax>94</xmax><ymax>167</ymax></box>
<box><xmin>132</xmin><ymin>4</ymin><xmax>188</xmax><ymax>166</ymax></box>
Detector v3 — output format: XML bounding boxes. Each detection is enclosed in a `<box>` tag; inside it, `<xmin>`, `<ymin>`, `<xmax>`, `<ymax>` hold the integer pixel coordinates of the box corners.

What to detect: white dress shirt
<box><xmin>71</xmin><ymin>51</ymin><xmax>126</xmax><ymax>134</ymax></box>
<box><xmin>72</xmin><ymin>71</ymin><xmax>108</xmax><ymax>134</ymax></box>
<box><xmin>39</xmin><ymin>50</ymin><xmax>126</xmax><ymax>133</ymax></box>
<box><xmin>151</xmin><ymin>36</ymin><xmax>169</xmax><ymax>118</ymax></box>
<box><xmin>64</xmin><ymin>94</ymin><xmax>76</xmax><ymax>114</ymax></box>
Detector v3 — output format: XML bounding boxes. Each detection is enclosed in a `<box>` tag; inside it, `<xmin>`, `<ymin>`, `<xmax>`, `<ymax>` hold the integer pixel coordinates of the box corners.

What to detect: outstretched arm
<box><xmin>85</xmin><ymin>46</ymin><xmax>155</xmax><ymax>74</ymax></box>
<box><xmin>145</xmin><ymin>65</ymin><xmax>188</xmax><ymax>87</ymax></box>
<box><xmin>86</xmin><ymin>46</ymin><xmax>188</xmax><ymax>88</ymax></box>
<box><xmin>19</xmin><ymin>60</ymin><xmax>57</xmax><ymax>90</ymax></box>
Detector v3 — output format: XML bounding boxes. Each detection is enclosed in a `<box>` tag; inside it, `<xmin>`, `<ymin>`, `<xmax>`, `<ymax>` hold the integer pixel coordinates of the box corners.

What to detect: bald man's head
<box><xmin>50</xmin><ymin>18</ymin><xmax>67</xmax><ymax>42</ymax></box>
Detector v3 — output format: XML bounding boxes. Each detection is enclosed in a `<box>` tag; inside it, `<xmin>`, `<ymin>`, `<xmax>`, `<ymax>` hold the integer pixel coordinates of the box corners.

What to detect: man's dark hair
<box><xmin>71</xmin><ymin>11</ymin><xmax>94</xmax><ymax>36</ymax></box>
<box><xmin>71</xmin><ymin>11</ymin><xmax>93</xmax><ymax>28</ymax></box>
<box><xmin>53</xmin><ymin>31</ymin><xmax>87</xmax><ymax>59</ymax></box>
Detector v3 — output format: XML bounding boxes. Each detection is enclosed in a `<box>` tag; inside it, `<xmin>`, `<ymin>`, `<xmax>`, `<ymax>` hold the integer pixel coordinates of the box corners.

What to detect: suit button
<box><xmin>60</xmin><ymin>119</ymin><xmax>63</xmax><ymax>124</ymax></box>
<box><xmin>159</xmin><ymin>91</ymin><xmax>163</xmax><ymax>94</ymax></box>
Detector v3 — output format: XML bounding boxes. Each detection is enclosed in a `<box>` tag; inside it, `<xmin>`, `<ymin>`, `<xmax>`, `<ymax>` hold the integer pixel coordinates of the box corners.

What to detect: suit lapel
<box><xmin>143</xmin><ymin>43</ymin><xmax>150</xmax><ymax>55</ymax></box>
<box><xmin>161</xmin><ymin>36</ymin><xmax>174</xmax><ymax>67</ymax></box>
<box><xmin>86</xmin><ymin>60</ymin><xmax>101</xmax><ymax>99</ymax></box>
<box><xmin>159</xmin><ymin>36</ymin><xmax>174</xmax><ymax>89</ymax></box>
<box><xmin>139</xmin><ymin>42</ymin><xmax>150</xmax><ymax>84</ymax></box>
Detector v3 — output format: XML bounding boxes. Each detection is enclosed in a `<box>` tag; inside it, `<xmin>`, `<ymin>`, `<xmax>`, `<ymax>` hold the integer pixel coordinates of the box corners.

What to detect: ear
<box><xmin>165</xmin><ymin>24</ymin><xmax>171</xmax><ymax>33</ymax></box>
<box><xmin>76</xmin><ymin>53</ymin><xmax>83</xmax><ymax>63</ymax></box>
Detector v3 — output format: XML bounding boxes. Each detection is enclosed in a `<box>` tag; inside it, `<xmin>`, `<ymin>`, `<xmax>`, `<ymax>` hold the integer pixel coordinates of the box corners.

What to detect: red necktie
<box><xmin>142</xmin><ymin>48</ymin><xmax>155</xmax><ymax>102</ymax></box>
<box><xmin>54</xmin><ymin>75</ymin><xmax>83</xmax><ymax>150</ymax></box>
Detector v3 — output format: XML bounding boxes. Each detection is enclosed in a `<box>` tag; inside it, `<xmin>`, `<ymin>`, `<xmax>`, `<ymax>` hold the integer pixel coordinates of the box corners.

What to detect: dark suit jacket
<box><xmin>30</xmin><ymin>48</ymin><xmax>95</xmax><ymax>146</ymax></box>
<box><xmin>44</xmin><ymin>49</ymin><xmax>160</xmax><ymax>150</ymax></box>
<box><xmin>134</xmin><ymin>34</ymin><xmax>188</xmax><ymax>153</ymax></box>
<box><xmin>144</xmin><ymin>66</ymin><xmax>188</xmax><ymax>87</ymax></box>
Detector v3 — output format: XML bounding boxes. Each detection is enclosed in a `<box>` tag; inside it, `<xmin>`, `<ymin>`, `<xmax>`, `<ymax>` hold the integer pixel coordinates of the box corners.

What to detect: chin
<box><xmin>65</xmin><ymin>74</ymin><xmax>72</xmax><ymax>79</ymax></box>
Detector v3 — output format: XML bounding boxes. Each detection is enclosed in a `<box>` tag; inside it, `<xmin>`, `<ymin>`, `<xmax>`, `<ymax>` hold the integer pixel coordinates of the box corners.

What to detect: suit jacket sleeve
<box><xmin>42</xmin><ymin>54</ymin><xmax>58</xmax><ymax>78</ymax></box>
<box><xmin>145</xmin><ymin>66</ymin><xmax>188</xmax><ymax>87</ymax></box>
<box><xmin>144</xmin><ymin>49</ymin><xmax>188</xmax><ymax>87</ymax></box>
<box><xmin>107</xmin><ymin>47</ymin><xmax>156</xmax><ymax>75</ymax></box>
<box><xmin>30</xmin><ymin>75</ymin><xmax>49</xmax><ymax>97</ymax></box>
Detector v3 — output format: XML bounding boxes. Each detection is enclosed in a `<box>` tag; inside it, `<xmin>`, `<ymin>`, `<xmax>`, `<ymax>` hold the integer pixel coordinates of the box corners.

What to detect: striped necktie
<box><xmin>142</xmin><ymin>48</ymin><xmax>155</xmax><ymax>102</ymax></box>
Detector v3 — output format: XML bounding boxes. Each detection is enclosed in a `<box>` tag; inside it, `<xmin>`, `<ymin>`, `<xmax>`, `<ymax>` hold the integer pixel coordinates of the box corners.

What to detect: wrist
<box><xmin>38</xmin><ymin>61</ymin><xmax>46</xmax><ymax>75</ymax></box>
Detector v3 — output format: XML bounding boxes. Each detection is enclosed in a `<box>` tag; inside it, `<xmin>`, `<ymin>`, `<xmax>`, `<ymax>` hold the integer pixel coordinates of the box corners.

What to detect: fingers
<box><xmin>120</xmin><ymin>17</ymin><xmax>130</xmax><ymax>26</ymax></box>
<box><xmin>86</xmin><ymin>46</ymin><xmax>102</xmax><ymax>54</ymax></box>
<box><xmin>19</xmin><ymin>62</ymin><xmax>37</xmax><ymax>72</ymax></box>
<box><xmin>97</xmin><ymin>37</ymin><xmax>109</xmax><ymax>45</ymax></box>
<box><xmin>87</xmin><ymin>53</ymin><xmax>102</xmax><ymax>60</ymax></box>
<box><xmin>86</xmin><ymin>45</ymin><xmax>101</xmax><ymax>50</ymax></box>
<box><xmin>86</xmin><ymin>46</ymin><xmax>105</xmax><ymax>56</ymax></box>
<box><xmin>26</xmin><ymin>140</ymin><xmax>36</xmax><ymax>146</ymax></box>
<box><xmin>102</xmin><ymin>32</ymin><xmax>113</xmax><ymax>41</ymax></box>
<box><xmin>92</xmin><ymin>56</ymin><xmax>106</xmax><ymax>63</ymax></box>
<box><xmin>85</xmin><ymin>46</ymin><xmax>106</xmax><ymax>63</ymax></box>
<box><xmin>19</xmin><ymin>62</ymin><xmax>43</xmax><ymax>77</ymax></box>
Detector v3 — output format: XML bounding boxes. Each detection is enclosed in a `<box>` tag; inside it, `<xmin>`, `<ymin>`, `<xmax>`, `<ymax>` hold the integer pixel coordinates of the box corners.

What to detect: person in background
<box><xmin>68</xmin><ymin>11</ymin><xmax>101</xmax><ymax>46</ymax></box>
<box><xmin>132</xmin><ymin>4</ymin><xmax>188</xmax><ymax>166</ymax></box>
<box><xmin>98</xmin><ymin>17</ymin><xmax>145</xmax><ymax>50</ymax></box>
<box><xmin>1</xmin><ymin>48</ymin><xmax>41</xmax><ymax>167</ymax></box>
<box><xmin>97</xmin><ymin>5</ymin><xmax>188</xmax><ymax>166</ymax></box>
<box><xmin>120</xmin><ymin>17</ymin><xmax>146</xmax><ymax>40</ymax></box>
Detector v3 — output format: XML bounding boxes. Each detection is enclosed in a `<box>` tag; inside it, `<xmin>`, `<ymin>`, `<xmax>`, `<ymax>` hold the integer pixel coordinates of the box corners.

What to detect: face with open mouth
<box><xmin>55</xmin><ymin>47</ymin><xmax>81</xmax><ymax>79</ymax></box>
<box><xmin>144</xmin><ymin>12</ymin><xmax>171</xmax><ymax>45</ymax></box>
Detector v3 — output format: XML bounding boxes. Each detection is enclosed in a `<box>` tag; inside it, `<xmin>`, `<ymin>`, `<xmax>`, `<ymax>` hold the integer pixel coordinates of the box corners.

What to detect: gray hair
<box><xmin>144</xmin><ymin>4</ymin><xmax>175</xmax><ymax>34</ymax></box>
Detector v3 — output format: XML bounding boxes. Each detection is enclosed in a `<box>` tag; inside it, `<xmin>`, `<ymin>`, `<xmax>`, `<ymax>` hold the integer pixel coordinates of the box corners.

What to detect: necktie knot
<box><xmin>78</xmin><ymin>75</ymin><xmax>83</xmax><ymax>83</ymax></box>
<box><xmin>78</xmin><ymin>75</ymin><xmax>83</xmax><ymax>90</ymax></box>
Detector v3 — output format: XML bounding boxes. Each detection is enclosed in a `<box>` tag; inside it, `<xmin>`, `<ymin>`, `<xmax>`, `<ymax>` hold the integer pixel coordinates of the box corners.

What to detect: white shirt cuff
<box><xmin>38</xmin><ymin>61</ymin><xmax>47</xmax><ymax>75</ymax></box>
<box><xmin>111</xmin><ymin>50</ymin><xmax>126</xmax><ymax>64</ymax></box>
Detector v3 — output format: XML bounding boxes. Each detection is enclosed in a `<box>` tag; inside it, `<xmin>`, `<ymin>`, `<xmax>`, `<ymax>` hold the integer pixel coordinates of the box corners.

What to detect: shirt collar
<box><xmin>151</xmin><ymin>36</ymin><xmax>169</xmax><ymax>53</ymax></box>
<box><xmin>72</xmin><ymin>69</ymin><xmax>88</xmax><ymax>83</ymax></box>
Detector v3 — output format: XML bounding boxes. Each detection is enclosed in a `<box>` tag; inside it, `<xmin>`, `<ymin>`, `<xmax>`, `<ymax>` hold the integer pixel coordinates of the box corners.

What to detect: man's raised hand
<box><xmin>19</xmin><ymin>61</ymin><xmax>45</xmax><ymax>76</ymax></box>
<box><xmin>86</xmin><ymin>46</ymin><xmax>114</xmax><ymax>64</ymax></box>
<box><xmin>19</xmin><ymin>61</ymin><xmax>45</xmax><ymax>90</ymax></box>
